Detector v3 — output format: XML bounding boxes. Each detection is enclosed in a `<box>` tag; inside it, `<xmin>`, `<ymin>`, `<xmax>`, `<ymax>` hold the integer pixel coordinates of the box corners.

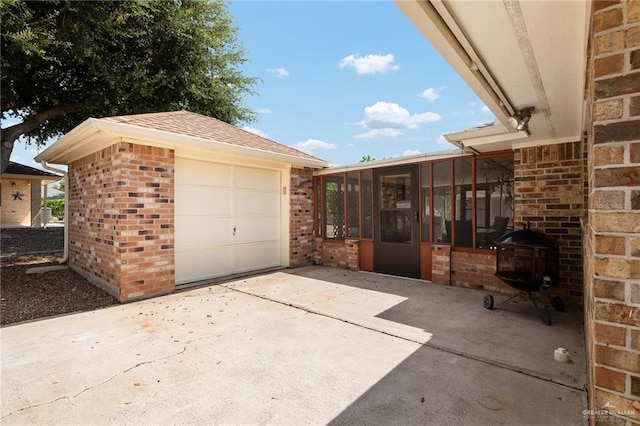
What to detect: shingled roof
<box><xmin>2</xmin><ymin>161</ymin><xmax>61</xmax><ymax>179</ymax></box>
<box><xmin>103</xmin><ymin>110</ymin><xmax>324</xmax><ymax>163</ymax></box>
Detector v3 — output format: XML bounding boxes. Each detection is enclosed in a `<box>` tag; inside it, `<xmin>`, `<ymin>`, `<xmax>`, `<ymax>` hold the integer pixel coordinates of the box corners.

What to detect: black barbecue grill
<box><xmin>483</xmin><ymin>223</ymin><xmax>564</xmax><ymax>325</ymax></box>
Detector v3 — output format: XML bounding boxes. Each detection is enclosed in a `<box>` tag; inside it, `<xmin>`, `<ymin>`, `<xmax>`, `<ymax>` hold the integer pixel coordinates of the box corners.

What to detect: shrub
<box><xmin>46</xmin><ymin>199</ymin><xmax>65</xmax><ymax>218</ymax></box>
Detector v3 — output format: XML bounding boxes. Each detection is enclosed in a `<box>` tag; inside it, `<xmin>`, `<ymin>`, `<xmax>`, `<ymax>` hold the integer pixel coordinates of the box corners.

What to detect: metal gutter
<box><xmin>315</xmin><ymin>149</ymin><xmax>465</xmax><ymax>175</ymax></box>
<box><xmin>394</xmin><ymin>0</ymin><xmax>516</xmax><ymax>128</ymax></box>
<box><xmin>36</xmin><ymin>118</ymin><xmax>330</xmax><ymax>170</ymax></box>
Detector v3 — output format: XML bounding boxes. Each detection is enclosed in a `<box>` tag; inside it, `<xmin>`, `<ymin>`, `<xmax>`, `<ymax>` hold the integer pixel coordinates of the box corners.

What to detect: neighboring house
<box><xmin>1</xmin><ymin>161</ymin><xmax>62</xmax><ymax>227</ymax></box>
<box><xmin>35</xmin><ymin>110</ymin><xmax>329</xmax><ymax>301</ymax></box>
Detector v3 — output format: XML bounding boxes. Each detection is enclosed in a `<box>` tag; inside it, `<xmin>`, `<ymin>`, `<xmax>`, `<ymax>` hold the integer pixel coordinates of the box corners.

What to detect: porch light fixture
<box><xmin>507</xmin><ymin>107</ymin><xmax>535</xmax><ymax>132</ymax></box>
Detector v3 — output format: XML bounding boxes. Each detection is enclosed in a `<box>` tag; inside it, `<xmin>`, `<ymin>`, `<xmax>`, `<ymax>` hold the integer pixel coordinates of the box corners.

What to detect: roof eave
<box><xmin>394</xmin><ymin>0</ymin><xmax>515</xmax><ymax>129</ymax></box>
<box><xmin>444</xmin><ymin>125</ymin><xmax>530</xmax><ymax>152</ymax></box>
<box><xmin>36</xmin><ymin>118</ymin><xmax>330</xmax><ymax>169</ymax></box>
<box><xmin>1</xmin><ymin>173</ymin><xmax>61</xmax><ymax>183</ymax></box>
<box><xmin>315</xmin><ymin>149</ymin><xmax>464</xmax><ymax>175</ymax></box>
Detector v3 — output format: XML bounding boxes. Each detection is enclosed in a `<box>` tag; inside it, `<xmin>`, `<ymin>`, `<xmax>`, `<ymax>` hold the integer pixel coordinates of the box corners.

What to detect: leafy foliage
<box><xmin>1</xmin><ymin>0</ymin><xmax>257</xmax><ymax>170</ymax></box>
<box><xmin>46</xmin><ymin>198</ymin><xmax>64</xmax><ymax>217</ymax></box>
<box><xmin>53</xmin><ymin>177</ymin><xmax>64</xmax><ymax>192</ymax></box>
<box><xmin>40</xmin><ymin>197</ymin><xmax>64</xmax><ymax>217</ymax></box>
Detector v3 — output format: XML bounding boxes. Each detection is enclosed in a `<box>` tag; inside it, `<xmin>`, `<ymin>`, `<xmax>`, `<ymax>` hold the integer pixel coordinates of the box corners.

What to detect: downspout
<box><xmin>40</xmin><ymin>161</ymin><xmax>68</xmax><ymax>264</ymax></box>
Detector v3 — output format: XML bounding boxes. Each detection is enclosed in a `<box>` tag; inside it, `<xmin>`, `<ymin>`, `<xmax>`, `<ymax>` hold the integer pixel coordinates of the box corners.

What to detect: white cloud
<box><xmin>268</xmin><ymin>67</ymin><xmax>289</xmax><ymax>78</ymax></box>
<box><xmin>354</xmin><ymin>128</ymin><xmax>404</xmax><ymax>139</ymax></box>
<box><xmin>256</xmin><ymin>108</ymin><xmax>272</xmax><ymax>114</ymax></box>
<box><xmin>243</xmin><ymin>126</ymin><xmax>269</xmax><ymax>138</ymax></box>
<box><xmin>481</xmin><ymin>105</ymin><xmax>492</xmax><ymax>113</ymax></box>
<box><xmin>403</xmin><ymin>149</ymin><xmax>421</xmax><ymax>156</ymax></box>
<box><xmin>295</xmin><ymin>139</ymin><xmax>336</xmax><ymax>151</ymax></box>
<box><xmin>420</xmin><ymin>87</ymin><xmax>445</xmax><ymax>102</ymax></box>
<box><xmin>437</xmin><ymin>134</ymin><xmax>449</xmax><ymax>145</ymax></box>
<box><xmin>338</xmin><ymin>54</ymin><xmax>399</xmax><ymax>75</ymax></box>
<box><xmin>355</xmin><ymin>101</ymin><xmax>442</xmax><ymax>139</ymax></box>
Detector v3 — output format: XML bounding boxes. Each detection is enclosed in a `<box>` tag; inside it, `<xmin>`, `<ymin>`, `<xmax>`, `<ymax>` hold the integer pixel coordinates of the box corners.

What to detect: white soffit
<box><xmin>396</xmin><ymin>0</ymin><xmax>590</xmax><ymax>151</ymax></box>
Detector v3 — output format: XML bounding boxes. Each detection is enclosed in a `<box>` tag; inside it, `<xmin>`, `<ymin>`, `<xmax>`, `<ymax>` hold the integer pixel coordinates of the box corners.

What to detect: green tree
<box><xmin>53</xmin><ymin>177</ymin><xmax>64</xmax><ymax>192</ymax></box>
<box><xmin>1</xmin><ymin>0</ymin><xmax>257</xmax><ymax>173</ymax></box>
<box><xmin>360</xmin><ymin>155</ymin><xmax>376</xmax><ymax>163</ymax></box>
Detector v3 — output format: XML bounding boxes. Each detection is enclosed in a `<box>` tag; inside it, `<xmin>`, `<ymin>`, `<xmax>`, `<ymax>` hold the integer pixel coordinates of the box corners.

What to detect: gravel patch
<box><xmin>1</xmin><ymin>228</ymin><xmax>119</xmax><ymax>326</ymax></box>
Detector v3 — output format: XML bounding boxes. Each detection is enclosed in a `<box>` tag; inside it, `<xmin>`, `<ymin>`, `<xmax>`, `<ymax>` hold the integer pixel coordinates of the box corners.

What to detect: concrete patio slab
<box><xmin>246</xmin><ymin>266</ymin><xmax>586</xmax><ymax>390</ymax></box>
<box><xmin>1</xmin><ymin>266</ymin><xmax>587</xmax><ymax>425</ymax></box>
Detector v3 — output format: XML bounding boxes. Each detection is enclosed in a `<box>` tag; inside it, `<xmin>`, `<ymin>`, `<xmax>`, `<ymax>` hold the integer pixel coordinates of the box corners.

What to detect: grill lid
<box><xmin>495</xmin><ymin>225</ymin><xmax>559</xmax><ymax>248</ymax></box>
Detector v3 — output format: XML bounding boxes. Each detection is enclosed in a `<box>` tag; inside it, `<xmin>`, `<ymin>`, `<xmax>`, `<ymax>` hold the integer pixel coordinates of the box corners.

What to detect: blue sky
<box><xmin>230</xmin><ymin>1</ymin><xmax>494</xmax><ymax>165</ymax></box>
<box><xmin>7</xmin><ymin>0</ymin><xmax>493</xmax><ymax>170</ymax></box>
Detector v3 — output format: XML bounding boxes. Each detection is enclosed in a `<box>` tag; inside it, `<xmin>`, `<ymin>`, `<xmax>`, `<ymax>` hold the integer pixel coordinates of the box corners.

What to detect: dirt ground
<box><xmin>1</xmin><ymin>227</ymin><xmax>119</xmax><ymax>326</ymax></box>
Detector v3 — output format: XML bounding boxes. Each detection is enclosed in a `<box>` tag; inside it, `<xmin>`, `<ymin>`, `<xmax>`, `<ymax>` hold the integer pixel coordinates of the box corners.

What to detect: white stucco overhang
<box><xmin>35</xmin><ymin>117</ymin><xmax>330</xmax><ymax>169</ymax></box>
<box><xmin>395</xmin><ymin>0</ymin><xmax>591</xmax><ymax>153</ymax></box>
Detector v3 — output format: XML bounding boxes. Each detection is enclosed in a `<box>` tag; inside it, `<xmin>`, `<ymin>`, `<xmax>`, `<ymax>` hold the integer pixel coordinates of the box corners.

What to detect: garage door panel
<box><xmin>175</xmin><ymin>217</ymin><xmax>234</xmax><ymax>247</ymax></box>
<box><xmin>176</xmin><ymin>158</ymin><xmax>233</xmax><ymax>186</ymax></box>
<box><xmin>176</xmin><ymin>247</ymin><xmax>234</xmax><ymax>284</ymax></box>
<box><xmin>175</xmin><ymin>157</ymin><xmax>283</xmax><ymax>284</ymax></box>
<box><xmin>176</xmin><ymin>187</ymin><xmax>233</xmax><ymax>216</ymax></box>
<box><xmin>236</xmin><ymin>166</ymin><xmax>280</xmax><ymax>190</ymax></box>
<box><xmin>235</xmin><ymin>191</ymin><xmax>280</xmax><ymax>216</ymax></box>
<box><xmin>234</xmin><ymin>217</ymin><xmax>280</xmax><ymax>243</ymax></box>
<box><xmin>235</xmin><ymin>241</ymin><xmax>281</xmax><ymax>272</ymax></box>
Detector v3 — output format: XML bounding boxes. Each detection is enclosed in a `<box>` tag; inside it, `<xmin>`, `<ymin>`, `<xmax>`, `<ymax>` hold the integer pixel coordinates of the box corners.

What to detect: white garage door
<box><xmin>175</xmin><ymin>157</ymin><xmax>282</xmax><ymax>285</ymax></box>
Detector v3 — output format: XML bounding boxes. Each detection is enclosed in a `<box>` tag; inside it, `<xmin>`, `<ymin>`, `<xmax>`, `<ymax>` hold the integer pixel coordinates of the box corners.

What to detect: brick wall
<box><xmin>513</xmin><ymin>141</ymin><xmax>588</xmax><ymax>308</ymax></box>
<box><xmin>68</xmin><ymin>142</ymin><xmax>175</xmax><ymax>301</ymax></box>
<box><xmin>313</xmin><ymin>238</ymin><xmax>359</xmax><ymax>270</ymax></box>
<box><xmin>430</xmin><ymin>246</ymin><xmax>451</xmax><ymax>286</ymax></box>
<box><xmin>451</xmin><ymin>251</ymin><xmax>515</xmax><ymax>293</ymax></box>
<box><xmin>289</xmin><ymin>168</ymin><xmax>315</xmax><ymax>267</ymax></box>
<box><xmin>1</xmin><ymin>179</ymin><xmax>31</xmax><ymax>226</ymax></box>
<box><xmin>585</xmin><ymin>0</ymin><xmax>640</xmax><ymax>422</ymax></box>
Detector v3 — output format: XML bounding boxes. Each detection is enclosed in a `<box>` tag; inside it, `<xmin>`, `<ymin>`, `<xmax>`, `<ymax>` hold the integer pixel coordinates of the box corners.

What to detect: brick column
<box><xmin>585</xmin><ymin>0</ymin><xmax>640</xmax><ymax>421</ymax></box>
<box><xmin>68</xmin><ymin>142</ymin><xmax>175</xmax><ymax>301</ymax></box>
<box><xmin>289</xmin><ymin>168</ymin><xmax>315</xmax><ymax>267</ymax></box>
<box><xmin>513</xmin><ymin>142</ymin><xmax>587</xmax><ymax>308</ymax></box>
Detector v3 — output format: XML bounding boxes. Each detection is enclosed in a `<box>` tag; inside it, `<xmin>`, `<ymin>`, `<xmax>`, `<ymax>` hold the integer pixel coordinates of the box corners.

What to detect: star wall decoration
<box><xmin>12</xmin><ymin>191</ymin><xmax>23</xmax><ymax>201</ymax></box>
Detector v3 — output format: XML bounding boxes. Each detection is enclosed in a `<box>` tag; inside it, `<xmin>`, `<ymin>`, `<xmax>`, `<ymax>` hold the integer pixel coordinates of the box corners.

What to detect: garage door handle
<box><xmin>233</xmin><ymin>226</ymin><xmax>237</xmax><ymax>236</ymax></box>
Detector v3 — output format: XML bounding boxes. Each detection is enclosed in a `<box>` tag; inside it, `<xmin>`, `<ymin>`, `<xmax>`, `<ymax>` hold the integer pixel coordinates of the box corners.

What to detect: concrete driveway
<box><xmin>1</xmin><ymin>266</ymin><xmax>587</xmax><ymax>425</ymax></box>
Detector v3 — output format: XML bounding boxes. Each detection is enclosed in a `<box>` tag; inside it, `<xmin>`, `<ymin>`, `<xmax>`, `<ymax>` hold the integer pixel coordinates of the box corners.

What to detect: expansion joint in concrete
<box><xmin>223</xmin><ymin>284</ymin><xmax>587</xmax><ymax>394</ymax></box>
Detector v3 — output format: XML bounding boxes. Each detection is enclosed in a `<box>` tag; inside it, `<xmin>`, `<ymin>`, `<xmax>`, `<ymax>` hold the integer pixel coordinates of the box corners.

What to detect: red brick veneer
<box><xmin>68</xmin><ymin>142</ymin><xmax>174</xmax><ymax>300</ymax></box>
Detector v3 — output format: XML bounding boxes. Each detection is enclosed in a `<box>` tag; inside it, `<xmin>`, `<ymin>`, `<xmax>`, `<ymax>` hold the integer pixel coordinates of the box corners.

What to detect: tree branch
<box><xmin>0</xmin><ymin>104</ymin><xmax>80</xmax><ymax>174</ymax></box>
<box><xmin>1</xmin><ymin>99</ymin><xmax>23</xmax><ymax>115</ymax></box>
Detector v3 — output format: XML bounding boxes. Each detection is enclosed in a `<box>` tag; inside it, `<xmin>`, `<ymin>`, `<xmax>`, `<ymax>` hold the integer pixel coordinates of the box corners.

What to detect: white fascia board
<box><xmin>315</xmin><ymin>149</ymin><xmax>463</xmax><ymax>175</ymax></box>
<box><xmin>36</xmin><ymin>117</ymin><xmax>329</xmax><ymax>169</ymax></box>
<box><xmin>444</xmin><ymin>128</ymin><xmax>530</xmax><ymax>149</ymax></box>
<box><xmin>444</xmin><ymin>122</ymin><xmax>508</xmax><ymax>141</ymax></box>
<box><xmin>34</xmin><ymin>118</ymin><xmax>101</xmax><ymax>164</ymax></box>
<box><xmin>394</xmin><ymin>0</ymin><xmax>513</xmax><ymax>127</ymax></box>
